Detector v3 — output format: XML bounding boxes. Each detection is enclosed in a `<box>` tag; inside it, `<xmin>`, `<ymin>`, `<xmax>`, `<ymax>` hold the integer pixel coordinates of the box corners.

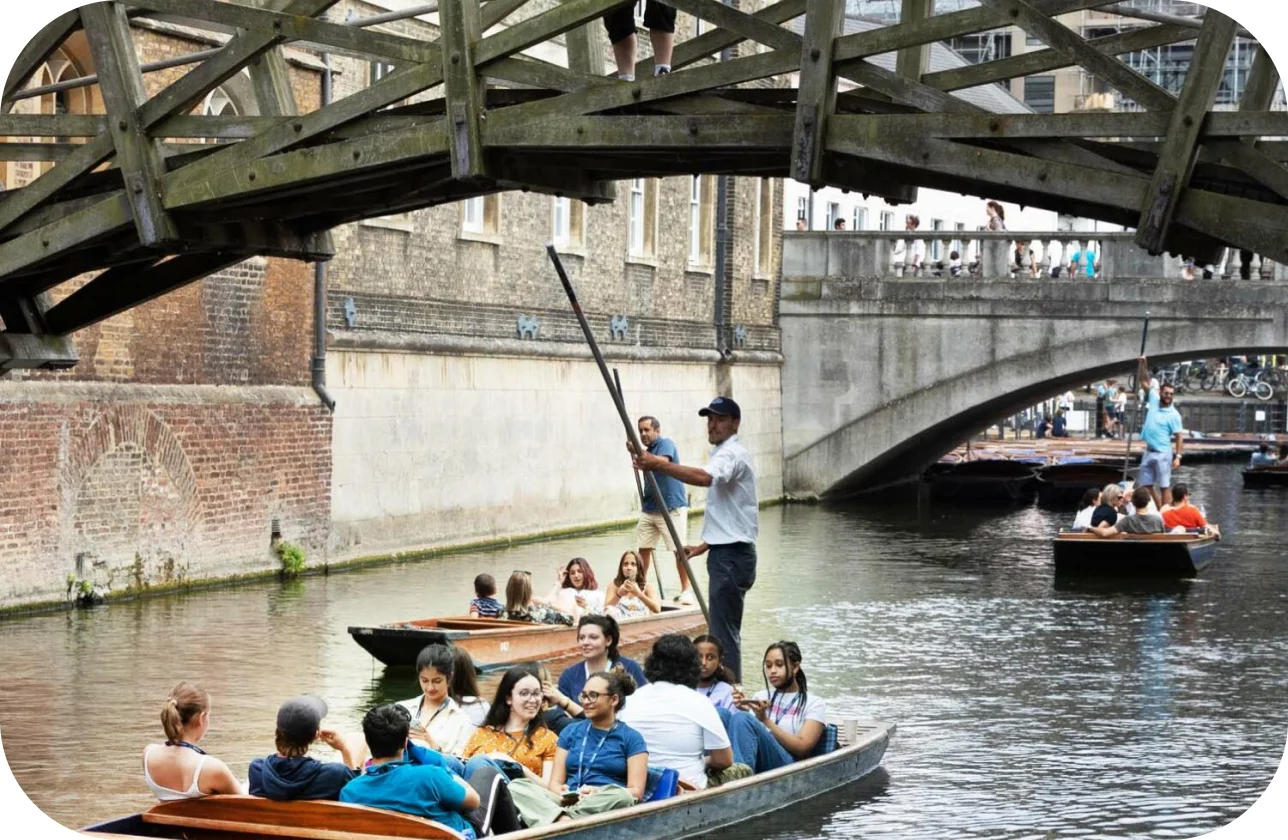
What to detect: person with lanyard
<box><xmin>504</xmin><ymin>670</ymin><xmax>647</xmax><ymax>826</ymax></box>
<box><xmin>1134</xmin><ymin>355</ymin><xmax>1185</xmax><ymax>509</ymax></box>
<box><xmin>633</xmin><ymin>396</ymin><xmax>758</xmax><ymax>681</ymax></box>
<box><xmin>720</xmin><ymin>641</ymin><xmax>827</xmax><ymax>773</ymax></box>
<box><xmin>143</xmin><ymin>681</ymin><xmax>243</xmax><ymax>801</ymax></box>
<box><xmin>694</xmin><ymin>634</ymin><xmax>737</xmax><ymax>711</ymax></box>
<box><xmin>397</xmin><ymin>644</ymin><xmax>477</xmax><ymax>760</ymax></box>
<box><xmin>554</xmin><ymin>615</ymin><xmax>647</xmax><ymax>717</ymax></box>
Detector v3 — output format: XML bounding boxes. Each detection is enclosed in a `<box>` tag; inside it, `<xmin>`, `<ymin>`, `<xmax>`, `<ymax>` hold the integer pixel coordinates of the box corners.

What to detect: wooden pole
<box><xmin>1123</xmin><ymin>312</ymin><xmax>1151</xmax><ymax>482</ymax></box>
<box><xmin>546</xmin><ymin>244</ymin><xmax>710</xmax><ymax>627</ymax></box>
<box><xmin>612</xmin><ymin>367</ymin><xmax>668</xmax><ymax>602</ymax></box>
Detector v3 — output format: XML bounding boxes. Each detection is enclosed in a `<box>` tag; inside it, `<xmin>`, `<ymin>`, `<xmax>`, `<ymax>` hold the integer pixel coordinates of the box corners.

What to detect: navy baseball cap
<box><xmin>699</xmin><ymin>397</ymin><xmax>741</xmax><ymax>420</ymax></box>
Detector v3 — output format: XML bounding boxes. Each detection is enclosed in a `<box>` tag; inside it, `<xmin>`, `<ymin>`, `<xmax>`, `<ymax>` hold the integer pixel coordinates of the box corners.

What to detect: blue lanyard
<box><xmin>572</xmin><ymin>722</ymin><xmax>616</xmax><ymax>788</ymax></box>
<box><xmin>769</xmin><ymin>691</ymin><xmax>802</xmax><ymax>726</ymax></box>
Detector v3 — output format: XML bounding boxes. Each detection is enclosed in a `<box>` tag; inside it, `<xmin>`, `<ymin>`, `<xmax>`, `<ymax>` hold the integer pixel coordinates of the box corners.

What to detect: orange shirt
<box><xmin>1162</xmin><ymin>503</ymin><xmax>1207</xmax><ymax>530</ymax></box>
<box><xmin>462</xmin><ymin>725</ymin><xmax>557</xmax><ymax>776</ymax></box>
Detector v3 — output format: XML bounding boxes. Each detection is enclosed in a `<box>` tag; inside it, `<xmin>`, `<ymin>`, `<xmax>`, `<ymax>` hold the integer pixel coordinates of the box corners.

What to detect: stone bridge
<box><xmin>780</xmin><ymin>232</ymin><xmax>1288</xmax><ymax>498</ymax></box>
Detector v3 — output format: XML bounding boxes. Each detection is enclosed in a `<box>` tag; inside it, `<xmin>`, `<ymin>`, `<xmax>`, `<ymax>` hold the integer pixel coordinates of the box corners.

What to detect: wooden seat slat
<box><xmin>141</xmin><ymin>796</ymin><xmax>463</xmax><ymax>840</ymax></box>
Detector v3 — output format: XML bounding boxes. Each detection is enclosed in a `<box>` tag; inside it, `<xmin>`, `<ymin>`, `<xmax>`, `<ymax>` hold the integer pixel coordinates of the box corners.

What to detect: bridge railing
<box><xmin>783</xmin><ymin>231</ymin><xmax>1288</xmax><ymax>282</ymax></box>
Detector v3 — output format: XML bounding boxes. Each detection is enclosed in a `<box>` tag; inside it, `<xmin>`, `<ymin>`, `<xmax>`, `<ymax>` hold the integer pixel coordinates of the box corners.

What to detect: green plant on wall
<box><xmin>276</xmin><ymin>541</ymin><xmax>306</xmax><ymax>579</ymax></box>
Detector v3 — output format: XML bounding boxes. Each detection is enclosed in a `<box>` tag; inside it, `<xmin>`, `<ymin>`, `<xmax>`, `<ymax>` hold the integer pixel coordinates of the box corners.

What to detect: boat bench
<box><xmin>141</xmin><ymin>795</ymin><xmax>465</xmax><ymax>840</ymax></box>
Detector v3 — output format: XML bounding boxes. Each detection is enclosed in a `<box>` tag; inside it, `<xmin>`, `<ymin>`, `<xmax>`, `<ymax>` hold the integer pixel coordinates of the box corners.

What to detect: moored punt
<box><xmin>82</xmin><ymin>720</ymin><xmax>893</xmax><ymax>840</ymax></box>
<box><xmin>1052</xmin><ymin>532</ymin><xmax>1218</xmax><ymax>578</ymax></box>
<box><xmin>1035</xmin><ymin>460</ymin><xmax>1132</xmax><ymax>508</ymax></box>
<box><xmin>348</xmin><ymin>605</ymin><xmax>705</xmax><ymax>669</ymax></box>
<box><xmin>1242</xmin><ymin>466</ymin><xmax>1288</xmax><ymax>487</ymax></box>
<box><xmin>925</xmin><ymin>459</ymin><xmax>1039</xmax><ymax>504</ymax></box>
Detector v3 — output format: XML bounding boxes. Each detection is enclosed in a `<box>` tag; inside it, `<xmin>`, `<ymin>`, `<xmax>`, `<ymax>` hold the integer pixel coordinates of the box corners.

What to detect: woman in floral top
<box><xmin>462</xmin><ymin>668</ymin><xmax>558</xmax><ymax>784</ymax></box>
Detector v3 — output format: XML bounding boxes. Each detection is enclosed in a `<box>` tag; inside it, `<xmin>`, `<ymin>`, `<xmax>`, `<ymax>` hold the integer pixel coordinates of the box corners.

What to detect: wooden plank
<box><xmin>0</xmin><ymin>134</ymin><xmax>115</xmax><ymax>232</ymax></box>
<box><xmin>896</xmin><ymin>0</ymin><xmax>934</xmax><ymax>81</ymax></box>
<box><xmin>474</xmin><ymin>0</ymin><xmax>630</xmax><ymax>66</ymax></box>
<box><xmin>639</xmin><ymin>0</ymin><xmax>807</xmax><ymax>76</ymax></box>
<box><xmin>440</xmin><ymin>0</ymin><xmax>486</xmax><ymax>179</ymax></box>
<box><xmin>977</xmin><ymin>0</ymin><xmax>1174</xmax><ymax>111</ymax></box>
<box><xmin>843</xmin><ymin>61</ymin><xmax>981</xmax><ymax>115</ymax></box>
<box><xmin>0</xmin><ymin>193</ymin><xmax>133</xmax><ymax>279</ymax></box>
<box><xmin>0</xmin><ymin>114</ymin><xmax>107</xmax><ymax>136</ymax></box>
<box><xmin>81</xmin><ymin>2</ymin><xmax>178</xmax><ymax>247</ymax></box>
<box><xmin>561</xmin><ymin>0</ymin><xmax>604</xmax><ymax>76</ymax></box>
<box><xmin>481</xmin><ymin>0</ymin><xmax>532</xmax><ymax>30</ymax></box>
<box><xmin>923</xmin><ymin>24</ymin><xmax>1195</xmax><ymax>93</ymax></box>
<box><xmin>2</xmin><ymin>10</ymin><xmax>81</xmax><ymax>110</ymax></box>
<box><xmin>826</xmin><ymin>111</ymin><xmax>1288</xmax><ymax>141</ymax></box>
<box><xmin>792</xmin><ymin>0</ymin><xmax>845</xmax><ymax>186</ymax></box>
<box><xmin>1135</xmin><ymin>9</ymin><xmax>1237</xmax><ymax>253</ymax></box>
<box><xmin>1238</xmin><ymin>46</ymin><xmax>1281</xmax><ymax>114</ymax></box>
<box><xmin>485</xmin><ymin>115</ymin><xmax>795</xmax><ymax>148</ymax></box>
<box><xmin>664</xmin><ymin>0</ymin><xmax>801</xmax><ymax>52</ymax></box>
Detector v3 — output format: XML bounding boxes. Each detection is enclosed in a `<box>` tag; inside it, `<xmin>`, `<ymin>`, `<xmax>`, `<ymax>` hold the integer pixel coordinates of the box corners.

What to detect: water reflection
<box><xmin>0</xmin><ymin>463</ymin><xmax>1284</xmax><ymax>839</ymax></box>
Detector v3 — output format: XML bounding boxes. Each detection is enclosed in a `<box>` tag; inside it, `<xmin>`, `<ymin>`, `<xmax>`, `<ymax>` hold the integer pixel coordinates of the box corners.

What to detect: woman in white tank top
<box><xmin>143</xmin><ymin>682</ymin><xmax>243</xmax><ymax>801</ymax></box>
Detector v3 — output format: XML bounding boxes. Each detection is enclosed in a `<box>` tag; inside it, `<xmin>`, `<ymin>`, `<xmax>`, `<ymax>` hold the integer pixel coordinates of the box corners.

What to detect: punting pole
<box><xmin>1123</xmin><ymin>312</ymin><xmax>1151</xmax><ymax>482</ymax></box>
<box><xmin>612</xmin><ymin>367</ymin><xmax>668</xmax><ymax>601</ymax></box>
<box><xmin>546</xmin><ymin>244</ymin><xmax>710</xmax><ymax>628</ymax></box>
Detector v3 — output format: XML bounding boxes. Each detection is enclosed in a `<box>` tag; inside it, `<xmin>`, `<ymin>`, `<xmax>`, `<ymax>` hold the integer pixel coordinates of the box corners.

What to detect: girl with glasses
<box><xmin>462</xmin><ymin>668</ymin><xmax>557</xmax><ymax>786</ymax></box>
<box><xmin>505</xmin><ymin>670</ymin><xmax>647</xmax><ymax>826</ymax></box>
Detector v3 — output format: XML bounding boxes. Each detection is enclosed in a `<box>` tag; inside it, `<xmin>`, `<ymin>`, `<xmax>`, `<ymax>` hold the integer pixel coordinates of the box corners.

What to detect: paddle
<box><xmin>612</xmin><ymin>366</ymin><xmax>668</xmax><ymax>601</ymax></box>
<box><xmin>1122</xmin><ymin>312</ymin><xmax>1151</xmax><ymax>483</ymax></box>
<box><xmin>546</xmin><ymin>245</ymin><xmax>711</xmax><ymax>628</ymax></box>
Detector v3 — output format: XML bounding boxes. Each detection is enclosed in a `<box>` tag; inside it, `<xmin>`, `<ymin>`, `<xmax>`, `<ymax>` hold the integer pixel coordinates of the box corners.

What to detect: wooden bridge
<box><xmin>1</xmin><ymin>0</ymin><xmax>1285</xmax><ymax>371</ymax></box>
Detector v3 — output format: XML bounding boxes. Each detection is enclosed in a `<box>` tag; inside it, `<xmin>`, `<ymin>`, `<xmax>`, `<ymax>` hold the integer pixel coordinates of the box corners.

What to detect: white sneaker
<box><xmin>675</xmin><ymin>589</ymin><xmax>695</xmax><ymax>605</ymax></box>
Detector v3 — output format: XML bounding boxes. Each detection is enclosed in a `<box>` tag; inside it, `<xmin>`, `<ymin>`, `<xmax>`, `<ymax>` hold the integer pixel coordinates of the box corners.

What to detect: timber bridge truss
<box><xmin>0</xmin><ymin>0</ymin><xmax>1286</xmax><ymax>371</ymax></box>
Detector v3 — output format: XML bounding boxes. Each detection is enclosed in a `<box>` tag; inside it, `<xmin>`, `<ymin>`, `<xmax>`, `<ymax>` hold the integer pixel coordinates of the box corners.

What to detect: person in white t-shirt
<box><xmin>617</xmin><ymin>635</ymin><xmax>742</xmax><ymax>789</ymax></box>
<box><xmin>1047</xmin><ymin>239</ymin><xmax>1064</xmax><ymax>277</ymax></box>
<box><xmin>722</xmin><ymin>641</ymin><xmax>827</xmax><ymax>774</ymax></box>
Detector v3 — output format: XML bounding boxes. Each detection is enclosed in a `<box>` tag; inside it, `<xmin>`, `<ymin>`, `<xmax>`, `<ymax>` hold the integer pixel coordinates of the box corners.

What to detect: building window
<box><xmin>552</xmin><ymin>197</ymin><xmax>585</xmax><ymax>249</ymax></box>
<box><xmin>695</xmin><ymin>16</ymin><xmax>706</xmax><ymax>36</ymax></box>
<box><xmin>460</xmin><ymin>195</ymin><xmax>499</xmax><ymax>236</ymax></box>
<box><xmin>462</xmin><ymin>197</ymin><xmax>484</xmax><ymax>233</ymax></box>
<box><xmin>1024</xmin><ymin>75</ymin><xmax>1056</xmax><ymax>113</ymax></box>
<box><xmin>879</xmin><ymin>211</ymin><xmax>895</xmax><ymax>231</ymax></box>
<box><xmin>825</xmin><ymin>202</ymin><xmax>841</xmax><ymax>229</ymax></box>
<box><xmin>688</xmin><ymin>175</ymin><xmax>716</xmax><ymax>269</ymax></box>
<box><xmin>754</xmin><ymin>178</ymin><xmax>775</xmax><ymax>277</ymax></box>
<box><xmin>628</xmin><ymin>178</ymin><xmax>659</xmax><ymax>259</ymax></box>
<box><xmin>931</xmin><ymin>219</ymin><xmax>944</xmax><ymax>260</ymax></box>
<box><xmin>371</xmin><ymin>61</ymin><xmax>395</xmax><ymax>84</ymax></box>
<box><xmin>852</xmin><ymin>206</ymin><xmax>868</xmax><ymax>231</ymax></box>
<box><xmin>952</xmin><ymin>222</ymin><xmax>966</xmax><ymax>256</ymax></box>
<box><xmin>795</xmin><ymin>196</ymin><xmax>809</xmax><ymax>227</ymax></box>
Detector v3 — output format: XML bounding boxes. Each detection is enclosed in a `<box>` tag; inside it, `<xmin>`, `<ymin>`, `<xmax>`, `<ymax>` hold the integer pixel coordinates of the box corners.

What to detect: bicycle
<box><xmin>1227</xmin><ymin>371</ymin><xmax>1274</xmax><ymax>400</ymax></box>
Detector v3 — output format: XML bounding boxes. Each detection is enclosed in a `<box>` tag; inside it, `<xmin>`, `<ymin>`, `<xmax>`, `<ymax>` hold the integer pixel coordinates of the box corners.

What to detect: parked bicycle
<box><xmin>1227</xmin><ymin>371</ymin><xmax>1274</xmax><ymax>400</ymax></box>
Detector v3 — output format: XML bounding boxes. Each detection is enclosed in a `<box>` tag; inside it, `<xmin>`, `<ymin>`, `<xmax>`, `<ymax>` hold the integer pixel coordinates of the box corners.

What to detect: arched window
<box><xmin>202</xmin><ymin>87</ymin><xmax>238</xmax><ymax>117</ymax></box>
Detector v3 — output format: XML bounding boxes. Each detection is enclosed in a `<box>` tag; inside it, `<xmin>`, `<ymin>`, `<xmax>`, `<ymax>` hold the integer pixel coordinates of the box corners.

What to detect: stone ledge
<box><xmin>0</xmin><ymin>383</ymin><xmax>322</xmax><ymax>406</ymax></box>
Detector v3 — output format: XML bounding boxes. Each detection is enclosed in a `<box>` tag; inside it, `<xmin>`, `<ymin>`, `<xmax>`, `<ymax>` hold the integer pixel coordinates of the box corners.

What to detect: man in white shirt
<box><xmin>633</xmin><ymin>396</ymin><xmax>758</xmax><ymax>681</ymax></box>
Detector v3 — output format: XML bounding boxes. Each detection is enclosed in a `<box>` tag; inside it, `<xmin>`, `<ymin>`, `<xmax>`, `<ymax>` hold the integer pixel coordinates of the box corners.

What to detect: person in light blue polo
<box><xmin>1135</xmin><ymin>355</ymin><xmax>1185</xmax><ymax>509</ymax></box>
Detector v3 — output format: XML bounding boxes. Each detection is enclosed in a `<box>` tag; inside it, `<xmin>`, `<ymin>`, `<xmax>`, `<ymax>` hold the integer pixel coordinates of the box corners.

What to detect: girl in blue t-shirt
<box><xmin>555</xmin><ymin>615</ymin><xmax>647</xmax><ymax>717</ymax></box>
<box><xmin>504</xmin><ymin>670</ymin><xmax>647</xmax><ymax>827</ymax></box>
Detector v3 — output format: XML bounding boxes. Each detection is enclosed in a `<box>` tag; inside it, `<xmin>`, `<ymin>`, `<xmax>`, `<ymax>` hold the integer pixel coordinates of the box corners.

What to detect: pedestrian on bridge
<box><xmin>603</xmin><ymin>2</ymin><xmax>676</xmax><ymax>81</ymax></box>
<box><xmin>1135</xmin><ymin>355</ymin><xmax>1185</xmax><ymax>510</ymax></box>
<box><xmin>632</xmin><ymin>397</ymin><xmax>758</xmax><ymax>682</ymax></box>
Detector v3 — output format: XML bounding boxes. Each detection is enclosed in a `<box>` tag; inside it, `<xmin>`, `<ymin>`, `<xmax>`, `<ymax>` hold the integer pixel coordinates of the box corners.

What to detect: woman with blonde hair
<box><xmin>143</xmin><ymin>682</ymin><xmax>243</xmax><ymax>801</ymax></box>
<box><xmin>503</xmin><ymin>571</ymin><xmax>573</xmax><ymax>626</ymax></box>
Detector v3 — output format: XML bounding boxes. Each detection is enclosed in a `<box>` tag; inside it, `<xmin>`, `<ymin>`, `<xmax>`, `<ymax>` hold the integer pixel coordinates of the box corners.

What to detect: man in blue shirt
<box><xmin>340</xmin><ymin>704</ymin><xmax>479</xmax><ymax>838</ymax></box>
<box><xmin>1135</xmin><ymin>356</ymin><xmax>1185</xmax><ymax>508</ymax></box>
<box><xmin>634</xmin><ymin>416</ymin><xmax>692</xmax><ymax>602</ymax></box>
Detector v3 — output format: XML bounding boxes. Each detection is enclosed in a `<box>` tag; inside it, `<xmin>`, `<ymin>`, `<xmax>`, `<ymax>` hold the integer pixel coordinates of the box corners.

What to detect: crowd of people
<box><xmin>1070</xmin><ymin>481</ymin><xmax>1220</xmax><ymax>540</ymax></box>
<box><xmin>144</xmin><ymin>621</ymin><xmax>832</xmax><ymax>837</ymax></box>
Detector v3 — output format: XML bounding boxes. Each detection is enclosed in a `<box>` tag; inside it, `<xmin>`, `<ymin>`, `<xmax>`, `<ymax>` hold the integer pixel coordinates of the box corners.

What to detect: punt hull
<box><xmin>349</xmin><ymin>606</ymin><xmax>705</xmax><ymax>669</ymax></box>
<box><xmin>1243</xmin><ymin>467</ymin><xmax>1288</xmax><ymax>487</ymax></box>
<box><xmin>1035</xmin><ymin>463</ymin><xmax>1131</xmax><ymax>508</ymax></box>
<box><xmin>1052</xmin><ymin>534</ymin><xmax>1218</xmax><ymax>577</ymax></box>
<box><xmin>925</xmin><ymin>461</ymin><xmax>1038</xmax><ymax>505</ymax></box>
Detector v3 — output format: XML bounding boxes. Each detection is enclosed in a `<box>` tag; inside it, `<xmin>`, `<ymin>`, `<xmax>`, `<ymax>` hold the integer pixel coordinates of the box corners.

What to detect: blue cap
<box><xmin>699</xmin><ymin>397</ymin><xmax>741</xmax><ymax>420</ymax></box>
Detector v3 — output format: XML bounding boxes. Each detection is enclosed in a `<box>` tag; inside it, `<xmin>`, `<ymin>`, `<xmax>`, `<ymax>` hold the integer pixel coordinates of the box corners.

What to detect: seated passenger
<box><xmin>462</xmin><ymin>668</ymin><xmax>557</xmax><ymax>785</ymax></box>
<box><xmin>143</xmin><ymin>682</ymin><xmax>243</xmax><ymax>801</ymax></box>
<box><xmin>1250</xmin><ymin>444</ymin><xmax>1277</xmax><ymax>468</ymax></box>
<box><xmin>555</xmin><ymin>615</ymin><xmax>648</xmax><ymax>718</ymax></box>
<box><xmin>1161</xmin><ymin>482</ymin><xmax>1220</xmax><ymax>538</ymax></box>
<box><xmin>502</xmin><ymin>571</ymin><xmax>574</xmax><ymax>626</ymax></box>
<box><xmin>604</xmin><ymin>551</ymin><xmax>661</xmax><ymax>620</ymax></box>
<box><xmin>1071</xmin><ymin>488</ymin><xmax>1101</xmax><ymax>531</ymax></box>
<box><xmin>398</xmin><ymin>644</ymin><xmax>478</xmax><ymax>757</ymax></box>
<box><xmin>468</xmin><ymin>573</ymin><xmax>503</xmax><ymax>619</ymax></box>
<box><xmin>339</xmin><ymin>704</ymin><xmax>480</xmax><ymax>839</ymax></box>
<box><xmin>619</xmin><ymin>634</ymin><xmax>742</xmax><ymax>789</ymax></box>
<box><xmin>721</xmin><ymin>641</ymin><xmax>827</xmax><ymax>774</ymax></box>
<box><xmin>249</xmin><ymin>696</ymin><xmax>362</xmax><ymax>801</ymax></box>
<box><xmin>505</xmin><ymin>671</ymin><xmax>647</xmax><ymax>827</ymax></box>
<box><xmin>547</xmin><ymin>558</ymin><xmax>605</xmax><ymax>618</ymax></box>
<box><xmin>449</xmin><ymin>646</ymin><xmax>490</xmax><ymax>728</ymax></box>
<box><xmin>1090</xmin><ymin>484</ymin><xmax>1122</xmax><ymax>528</ymax></box>
<box><xmin>694</xmin><ymin>634</ymin><xmax>737</xmax><ymax>711</ymax></box>
<box><xmin>520</xmin><ymin>662</ymin><xmax>575</xmax><ymax>735</ymax></box>
<box><xmin>1093</xmin><ymin>487</ymin><xmax>1166</xmax><ymax>536</ymax></box>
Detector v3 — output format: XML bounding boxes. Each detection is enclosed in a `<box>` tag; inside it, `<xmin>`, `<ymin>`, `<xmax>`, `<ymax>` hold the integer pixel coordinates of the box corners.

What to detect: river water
<box><xmin>1</xmin><ymin>461</ymin><xmax>1285</xmax><ymax>838</ymax></box>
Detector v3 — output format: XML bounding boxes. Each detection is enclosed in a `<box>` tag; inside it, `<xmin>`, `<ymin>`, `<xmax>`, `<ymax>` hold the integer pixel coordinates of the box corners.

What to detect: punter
<box><xmin>634</xmin><ymin>416</ymin><xmax>693</xmax><ymax>603</ymax></box>
<box><xmin>633</xmin><ymin>397</ymin><xmax>758</xmax><ymax>681</ymax></box>
<box><xmin>1135</xmin><ymin>355</ymin><xmax>1185</xmax><ymax>509</ymax></box>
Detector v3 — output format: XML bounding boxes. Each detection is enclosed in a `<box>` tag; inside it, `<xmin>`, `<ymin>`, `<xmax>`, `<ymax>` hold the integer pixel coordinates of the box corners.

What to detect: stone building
<box><xmin>0</xmin><ymin>2</ymin><xmax>784</xmax><ymax>611</ymax></box>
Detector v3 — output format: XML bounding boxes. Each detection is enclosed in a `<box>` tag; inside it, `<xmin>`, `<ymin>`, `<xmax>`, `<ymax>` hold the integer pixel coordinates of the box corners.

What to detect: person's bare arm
<box><xmin>625</xmin><ymin>753</ymin><xmax>649</xmax><ymax>802</ymax></box>
<box><xmin>634</xmin><ymin>453</ymin><xmax>713</xmax><ymax>488</ymax></box>
<box><xmin>199</xmin><ymin>756</ymin><xmax>245</xmax><ymax>795</ymax></box>
<box><xmin>706</xmin><ymin>746</ymin><xmax>733</xmax><ymax>772</ymax></box>
<box><xmin>766</xmin><ymin>718</ymin><xmax>825</xmax><ymax>761</ymax></box>
<box><xmin>453</xmin><ymin>775</ymin><xmax>481</xmax><ymax>812</ymax></box>
<box><xmin>549</xmin><ymin>747</ymin><xmax>569</xmax><ymax>792</ymax></box>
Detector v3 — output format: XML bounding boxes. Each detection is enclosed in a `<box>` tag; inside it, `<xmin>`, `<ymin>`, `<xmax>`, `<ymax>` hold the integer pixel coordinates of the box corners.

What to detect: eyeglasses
<box><xmin>515</xmin><ymin>689</ymin><xmax>542</xmax><ymax>700</ymax></box>
<box><xmin>578</xmin><ymin>690</ymin><xmax>604</xmax><ymax>703</ymax></box>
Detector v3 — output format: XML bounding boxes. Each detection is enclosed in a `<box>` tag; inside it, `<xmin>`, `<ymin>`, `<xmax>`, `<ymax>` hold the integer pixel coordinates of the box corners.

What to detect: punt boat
<box><xmin>1242</xmin><ymin>466</ymin><xmax>1288</xmax><ymax>487</ymax></box>
<box><xmin>924</xmin><ymin>459</ymin><xmax>1039</xmax><ymax>504</ymax></box>
<box><xmin>1035</xmin><ymin>460</ymin><xmax>1131</xmax><ymax>508</ymax></box>
<box><xmin>83</xmin><ymin>719</ymin><xmax>894</xmax><ymax>840</ymax></box>
<box><xmin>349</xmin><ymin>604</ymin><xmax>705</xmax><ymax>669</ymax></box>
<box><xmin>1052</xmin><ymin>532</ymin><xmax>1218</xmax><ymax>577</ymax></box>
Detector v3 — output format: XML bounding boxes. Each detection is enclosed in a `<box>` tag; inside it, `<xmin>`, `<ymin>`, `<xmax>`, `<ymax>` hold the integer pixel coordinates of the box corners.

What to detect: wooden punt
<box><xmin>348</xmin><ymin>605</ymin><xmax>705</xmax><ymax>669</ymax></box>
<box><xmin>83</xmin><ymin>719</ymin><xmax>893</xmax><ymax>840</ymax></box>
<box><xmin>925</xmin><ymin>459</ymin><xmax>1039</xmax><ymax>504</ymax></box>
<box><xmin>1035</xmin><ymin>461</ymin><xmax>1132</xmax><ymax>508</ymax></box>
<box><xmin>1052</xmin><ymin>532</ymin><xmax>1218</xmax><ymax>577</ymax></box>
<box><xmin>1242</xmin><ymin>466</ymin><xmax>1288</xmax><ymax>487</ymax></box>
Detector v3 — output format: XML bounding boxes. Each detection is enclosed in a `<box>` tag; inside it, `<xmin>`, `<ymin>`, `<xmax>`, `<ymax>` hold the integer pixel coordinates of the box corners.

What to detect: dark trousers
<box><xmin>707</xmin><ymin>541</ymin><xmax>757</xmax><ymax>682</ymax></box>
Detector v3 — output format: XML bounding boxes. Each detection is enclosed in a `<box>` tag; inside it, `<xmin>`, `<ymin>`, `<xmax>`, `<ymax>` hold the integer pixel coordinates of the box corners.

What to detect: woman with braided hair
<box><xmin>722</xmin><ymin>641</ymin><xmax>828</xmax><ymax>773</ymax></box>
<box><xmin>142</xmin><ymin>682</ymin><xmax>243</xmax><ymax>801</ymax></box>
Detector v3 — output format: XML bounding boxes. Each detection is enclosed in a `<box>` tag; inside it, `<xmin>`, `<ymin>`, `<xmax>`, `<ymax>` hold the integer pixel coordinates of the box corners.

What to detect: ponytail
<box><xmin>161</xmin><ymin>682</ymin><xmax>210</xmax><ymax>742</ymax></box>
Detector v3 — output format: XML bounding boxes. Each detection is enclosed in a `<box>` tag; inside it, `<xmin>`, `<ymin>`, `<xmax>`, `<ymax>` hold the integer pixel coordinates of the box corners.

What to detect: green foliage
<box><xmin>276</xmin><ymin>541</ymin><xmax>306</xmax><ymax>579</ymax></box>
<box><xmin>79</xmin><ymin>579</ymin><xmax>93</xmax><ymax>596</ymax></box>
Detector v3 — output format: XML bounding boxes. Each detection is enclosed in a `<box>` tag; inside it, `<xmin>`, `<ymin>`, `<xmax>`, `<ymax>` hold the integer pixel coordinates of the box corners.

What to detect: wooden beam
<box><xmin>827</xmin><ymin>111</ymin><xmax>1288</xmax><ymax>140</ymax></box>
<box><xmin>0</xmin><ymin>193</ymin><xmax>134</xmax><ymax>279</ymax></box>
<box><xmin>792</xmin><ymin>0</ymin><xmax>845</xmax><ymax>186</ymax></box>
<box><xmin>978</xmin><ymin>0</ymin><xmax>1174</xmax><ymax>111</ymax></box>
<box><xmin>1238</xmin><ymin>46</ymin><xmax>1281</xmax><ymax>114</ymax></box>
<box><xmin>1135</xmin><ymin>9</ymin><xmax>1237</xmax><ymax>253</ymax></box>
<box><xmin>664</xmin><ymin>0</ymin><xmax>800</xmax><ymax>52</ymax></box>
<box><xmin>561</xmin><ymin>0</ymin><xmax>604</xmax><ymax>76</ymax></box>
<box><xmin>844</xmin><ymin>60</ymin><xmax>980</xmax><ymax>115</ymax></box>
<box><xmin>481</xmin><ymin>0</ymin><xmax>533</xmax><ymax>30</ymax></box>
<box><xmin>639</xmin><ymin>0</ymin><xmax>807</xmax><ymax>76</ymax></box>
<box><xmin>923</xmin><ymin>24</ymin><xmax>1195</xmax><ymax>93</ymax></box>
<box><xmin>474</xmin><ymin>0</ymin><xmax>630</xmax><ymax>66</ymax></box>
<box><xmin>81</xmin><ymin>2</ymin><xmax>179</xmax><ymax>247</ymax></box>
<box><xmin>441</xmin><ymin>0</ymin><xmax>487</xmax><ymax>179</ymax></box>
<box><xmin>0</xmin><ymin>134</ymin><xmax>115</xmax><ymax>233</ymax></box>
<box><xmin>485</xmin><ymin>115</ymin><xmax>795</xmax><ymax>148</ymax></box>
<box><xmin>0</xmin><ymin>114</ymin><xmax>107</xmax><ymax>136</ymax></box>
<box><xmin>3</xmin><ymin>11</ymin><xmax>81</xmax><ymax>111</ymax></box>
<box><xmin>896</xmin><ymin>0</ymin><xmax>934</xmax><ymax>81</ymax></box>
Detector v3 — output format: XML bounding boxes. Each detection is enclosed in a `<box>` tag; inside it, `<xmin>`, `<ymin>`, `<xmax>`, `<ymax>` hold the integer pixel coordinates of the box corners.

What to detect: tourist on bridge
<box><xmin>632</xmin><ymin>396</ymin><xmax>758</xmax><ymax>681</ymax></box>
<box><xmin>634</xmin><ymin>415</ymin><xmax>692</xmax><ymax>602</ymax></box>
<box><xmin>603</xmin><ymin>1</ymin><xmax>676</xmax><ymax>81</ymax></box>
<box><xmin>1134</xmin><ymin>356</ymin><xmax>1185</xmax><ymax>509</ymax></box>
<box><xmin>985</xmin><ymin>200</ymin><xmax>1006</xmax><ymax>231</ymax></box>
